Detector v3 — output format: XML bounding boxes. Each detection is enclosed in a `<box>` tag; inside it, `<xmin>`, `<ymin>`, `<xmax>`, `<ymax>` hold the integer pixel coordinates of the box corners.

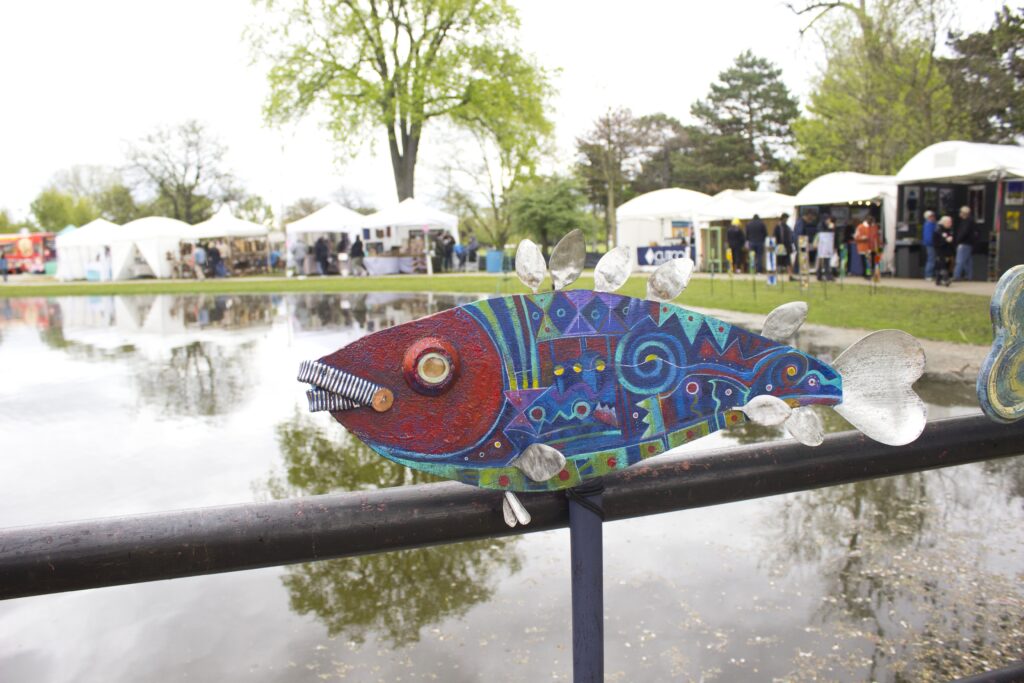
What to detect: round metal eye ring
<box><xmin>402</xmin><ymin>337</ymin><xmax>459</xmax><ymax>395</ymax></box>
<box><xmin>417</xmin><ymin>352</ymin><xmax>451</xmax><ymax>385</ymax></box>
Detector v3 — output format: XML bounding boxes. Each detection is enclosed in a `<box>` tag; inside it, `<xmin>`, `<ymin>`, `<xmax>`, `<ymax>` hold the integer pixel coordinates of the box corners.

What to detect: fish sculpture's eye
<box><xmin>403</xmin><ymin>337</ymin><xmax>459</xmax><ymax>395</ymax></box>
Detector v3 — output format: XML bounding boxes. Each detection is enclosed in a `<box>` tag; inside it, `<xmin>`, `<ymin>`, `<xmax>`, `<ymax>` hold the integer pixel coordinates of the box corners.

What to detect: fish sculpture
<box><xmin>977</xmin><ymin>264</ymin><xmax>1024</xmax><ymax>423</ymax></box>
<box><xmin>298</xmin><ymin>230</ymin><xmax>927</xmax><ymax>527</ymax></box>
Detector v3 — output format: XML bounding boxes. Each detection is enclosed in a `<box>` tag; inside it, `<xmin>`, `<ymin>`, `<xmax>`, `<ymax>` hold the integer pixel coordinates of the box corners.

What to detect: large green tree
<box><xmin>256</xmin><ymin>0</ymin><xmax>552</xmax><ymax>201</ymax></box>
<box><xmin>787</xmin><ymin>0</ymin><xmax>966</xmax><ymax>184</ymax></box>
<box><xmin>690</xmin><ymin>50</ymin><xmax>799</xmax><ymax>179</ymax></box>
<box><xmin>943</xmin><ymin>6</ymin><xmax>1024</xmax><ymax>143</ymax></box>
<box><xmin>507</xmin><ymin>175</ymin><xmax>598</xmax><ymax>253</ymax></box>
<box><xmin>29</xmin><ymin>188</ymin><xmax>99</xmax><ymax>231</ymax></box>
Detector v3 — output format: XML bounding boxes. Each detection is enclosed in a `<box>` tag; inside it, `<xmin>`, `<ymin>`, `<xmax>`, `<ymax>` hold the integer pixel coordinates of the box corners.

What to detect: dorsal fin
<box><xmin>646</xmin><ymin>257</ymin><xmax>694</xmax><ymax>301</ymax></box>
<box><xmin>515</xmin><ymin>239</ymin><xmax>546</xmax><ymax>293</ymax></box>
<box><xmin>762</xmin><ymin>302</ymin><xmax>808</xmax><ymax>342</ymax></box>
<box><xmin>548</xmin><ymin>229</ymin><xmax>585</xmax><ymax>290</ymax></box>
<box><xmin>594</xmin><ymin>246</ymin><xmax>632</xmax><ymax>293</ymax></box>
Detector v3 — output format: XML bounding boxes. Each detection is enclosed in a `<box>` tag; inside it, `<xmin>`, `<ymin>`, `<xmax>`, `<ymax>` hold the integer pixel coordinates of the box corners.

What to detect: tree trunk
<box><xmin>387</xmin><ymin>122</ymin><xmax>420</xmax><ymax>201</ymax></box>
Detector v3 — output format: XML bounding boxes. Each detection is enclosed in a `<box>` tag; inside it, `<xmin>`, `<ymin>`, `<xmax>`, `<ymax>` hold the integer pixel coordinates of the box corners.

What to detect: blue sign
<box><xmin>637</xmin><ymin>246</ymin><xmax>691</xmax><ymax>267</ymax></box>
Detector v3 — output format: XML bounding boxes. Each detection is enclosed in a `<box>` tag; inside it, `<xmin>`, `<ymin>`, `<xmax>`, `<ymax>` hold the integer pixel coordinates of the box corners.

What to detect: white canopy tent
<box><xmin>616</xmin><ymin>188</ymin><xmax>712</xmax><ymax>267</ymax></box>
<box><xmin>55</xmin><ymin>218</ymin><xmax>129</xmax><ymax>281</ymax></box>
<box><xmin>187</xmin><ymin>207</ymin><xmax>269</xmax><ymax>240</ymax></box>
<box><xmin>121</xmin><ymin>216</ymin><xmax>192</xmax><ymax>279</ymax></box>
<box><xmin>698</xmin><ymin>190</ymin><xmax>796</xmax><ymax>221</ymax></box>
<box><xmin>896</xmin><ymin>141</ymin><xmax>1024</xmax><ymax>183</ymax></box>
<box><xmin>285</xmin><ymin>203</ymin><xmax>365</xmax><ymax>239</ymax></box>
<box><xmin>361</xmin><ymin>197</ymin><xmax>459</xmax><ymax>250</ymax></box>
<box><xmin>795</xmin><ymin>172</ymin><xmax>898</xmax><ymax>266</ymax></box>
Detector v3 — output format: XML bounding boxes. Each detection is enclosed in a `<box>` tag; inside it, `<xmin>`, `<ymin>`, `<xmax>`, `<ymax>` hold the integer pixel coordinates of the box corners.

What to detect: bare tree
<box><xmin>576</xmin><ymin>108</ymin><xmax>650</xmax><ymax>248</ymax></box>
<box><xmin>126</xmin><ymin>120</ymin><xmax>235</xmax><ymax>224</ymax></box>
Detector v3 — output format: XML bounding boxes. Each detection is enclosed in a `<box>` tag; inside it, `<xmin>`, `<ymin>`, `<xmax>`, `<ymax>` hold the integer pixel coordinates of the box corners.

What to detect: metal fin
<box><xmin>548</xmin><ymin>229</ymin><xmax>585</xmax><ymax>290</ymax></box>
<box><xmin>510</xmin><ymin>443</ymin><xmax>567</xmax><ymax>482</ymax></box>
<box><xmin>594</xmin><ymin>246</ymin><xmax>632</xmax><ymax>293</ymax></box>
<box><xmin>739</xmin><ymin>394</ymin><xmax>792</xmax><ymax>426</ymax></box>
<box><xmin>785</xmin><ymin>406</ymin><xmax>825</xmax><ymax>446</ymax></box>
<box><xmin>646</xmin><ymin>257</ymin><xmax>694</xmax><ymax>301</ymax></box>
<box><xmin>502</xmin><ymin>495</ymin><xmax>519</xmax><ymax>527</ymax></box>
<box><xmin>503</xmin><ymin>491</ymin><xmax>531</xmax><ymax>526</ymax></box>
<box><xmin>977</xmin><ymin>264</ymin><xmax>1024</xmax><ymax>423</ymax></box>
<box><xmin>515</xmin><ymin>239</ymin><xmax>547</xmax><ymax>293</ymax></box>
<box><xmin>761</xmin><ymin>301</ymin><xmax>808</xmax><ymax>342</ymax></box>
<box><xmin>834</xmin><ymin>330</ymin><xmax>927</xmax><ymax>446</ymax></box>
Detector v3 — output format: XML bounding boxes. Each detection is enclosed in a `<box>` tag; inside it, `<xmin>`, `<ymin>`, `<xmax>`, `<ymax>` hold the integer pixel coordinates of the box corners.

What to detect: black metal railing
<box><xmin>1</xmin><ymin>412</ymin><xmax>1022</xmax><ymax>601</ymax></box>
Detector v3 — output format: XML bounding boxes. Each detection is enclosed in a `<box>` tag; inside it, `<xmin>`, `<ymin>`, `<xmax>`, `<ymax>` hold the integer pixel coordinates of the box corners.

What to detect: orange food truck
<box><xmin>0</xmin><ymin>232</ymin><xmax>56</xmax><ymax>274</ymax></box>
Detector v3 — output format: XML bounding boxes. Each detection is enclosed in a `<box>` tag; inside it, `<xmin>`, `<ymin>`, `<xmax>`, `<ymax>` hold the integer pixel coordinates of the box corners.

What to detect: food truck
<box><xmin>0</xmin><ymin>231</ymin><xmax>56</xmax><ymax>274</ymax></box>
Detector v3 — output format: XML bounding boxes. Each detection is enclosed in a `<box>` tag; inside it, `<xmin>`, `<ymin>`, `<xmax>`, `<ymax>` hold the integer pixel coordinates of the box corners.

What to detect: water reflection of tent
<box><xmin>57</xmin><ymin>295</ymin><xmax>269</xmax><ymax>358</ymax></box>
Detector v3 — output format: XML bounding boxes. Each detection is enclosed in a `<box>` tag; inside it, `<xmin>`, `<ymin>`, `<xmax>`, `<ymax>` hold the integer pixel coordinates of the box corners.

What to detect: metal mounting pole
<box><xmin>567</xmin><ymin>479</ymin><xmax>604</xmax><ymax>683</ymax></box>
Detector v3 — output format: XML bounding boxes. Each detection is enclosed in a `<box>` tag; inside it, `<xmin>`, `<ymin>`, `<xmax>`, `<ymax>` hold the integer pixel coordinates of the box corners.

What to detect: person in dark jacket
<box><xmin>952</xmin><ymin>205</ymin><xmax>976</xmax><ymax>281</ymax></box>
<box><xmin>349</xmin><ymin>236</ymin><xmax>367</xmax><ymax>276</ymax></box>
<box><xmin>314</xmin><ymin>236</ymin><xmax>329</xmax><ymax>276</ymax></box>
<box><xmin>726</xmin><ymin>219</ymin><xmax>745</xmax><ymax>273</ymax></box>
<box><xmin>933</xmin><ymin>215</ymin><xmax>956</xmax><ymax>287</ymax></box>
<box><xmin>773</xmin><ymin>213</ymin><xmax>794</xmax><ymax>277</ymax></box>
<box><xmin>745</xmin><ymin>214</ymin><xmax>767</xmax><ymax>273</ymax></box>
<box><xmin>793</xmin><ymin>210</ymin><xmax>818</xmax><ymax>274</ymax></box>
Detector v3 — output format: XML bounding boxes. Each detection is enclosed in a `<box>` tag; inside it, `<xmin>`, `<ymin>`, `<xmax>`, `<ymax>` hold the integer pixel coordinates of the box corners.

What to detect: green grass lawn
<box><xmin>0</xmin><ymin>273</ymin><xmax>993</xmax><ymax>345</ymax></box>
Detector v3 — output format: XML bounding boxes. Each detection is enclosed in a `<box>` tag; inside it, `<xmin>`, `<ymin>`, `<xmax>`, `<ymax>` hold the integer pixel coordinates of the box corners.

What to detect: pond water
<box><xmin>0</xmin><ymin>293</ymin><xmax>1021</xmax><ymax>682</ymax></box>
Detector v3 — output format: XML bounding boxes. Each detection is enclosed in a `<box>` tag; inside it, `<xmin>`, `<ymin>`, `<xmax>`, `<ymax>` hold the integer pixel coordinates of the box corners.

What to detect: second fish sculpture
<box><xmin>298</xmin><ymin>230</ymin><xmax>928</xmax><ymax>527</ymax></box>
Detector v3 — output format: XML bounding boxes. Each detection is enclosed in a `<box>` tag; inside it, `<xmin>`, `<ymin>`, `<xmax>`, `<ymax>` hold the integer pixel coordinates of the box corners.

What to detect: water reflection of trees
<box><xmin>767</xmin><ymin>466</ymin><xmax>1024</xmax><ymax>681</ymax></box>
<box><xmin>133</xmin><ymin>340</ymin><xmax>255</xmax><ymax>417</ymax></box>
<box><xmin>267</xmin><ymin>413</ymin><xmax>522</xmax><ymax>645</ymax></box>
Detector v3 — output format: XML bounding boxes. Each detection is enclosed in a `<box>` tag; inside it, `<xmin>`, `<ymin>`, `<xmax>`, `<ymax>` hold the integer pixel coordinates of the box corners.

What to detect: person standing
<box><xmin>208</xmin><ymin>243</ymin><xmax>223</xmax><ymax>278</ymax></box>
<box><xmin>773</xmin><ymin>213</ymin><xmax>794</xmax><ymax>278</ymax></box>
<box><xmin>467</xmin><ymin>232</ymin><xmax>479</xmax><ymax>268</ymax></box>
<box><xmin>193</xmin><ymin>243</ymin><xmax>207</xmax><ymax>280</ymax></box>
<box><xmin>292</xmin><ymin>239</ymin><xmax>308</xmax><ymax>276</ymax></box>
<box><xmin>349</xmin><ymin>236</ymin><xmax>366</xmax><ymax>276</ymax></box>
<box><xmin>314</xmin><ymin>236</ymin><xmax>329</xmax><ymax>276</ymax></box>
<box><xmin>953</xmin><ymin>205</ymin><xmax>976</xmax><ymax>282</ymax></box>
<box><xmin>934</xmin><ymin>215</ymin><xmax>956</xmax><ymax>286</ymax></box>
<box><xmin>854</xmin><ymin>215</ymin><xmax>881</xmax><ymax>279</ymax></box>
<box><xmin>745</xmin><ymin>213</ymin><xmax>767</xmax><ymax>274</ymax></box>
<box><xmin>726</xmin><ymin>219</ymin><xmax>745</xmax><ymax>273</ymax></box>
<box><xmin>0</xmin><ymin>249</ymin><xmax>7</xmax><ymax>283</ymax></box>
<box><xmin>921</xmin><ymin>210</ymin><xmax>937</xmax><ymax>280</ymax></box>
<box><xmin>442</xmin><ymin>232</ymin><xmax>455</xmax><ymax>272</ymax></box>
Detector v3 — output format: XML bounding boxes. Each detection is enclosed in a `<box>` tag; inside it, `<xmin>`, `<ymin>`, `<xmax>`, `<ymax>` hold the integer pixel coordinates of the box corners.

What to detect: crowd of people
<box><xmin>287</xmin><ymin>230</ymin><xmax>481</xmax><ymax>277</ymax></box>
<box><xmin>921</xmin><ymin>205</ymin><xmax>977</xmax><ymax>287</ymax></box>
<box><xmin>726</xmin><ymin>211</ymin><xmax>885</xmax><ymax>283</ymax></box>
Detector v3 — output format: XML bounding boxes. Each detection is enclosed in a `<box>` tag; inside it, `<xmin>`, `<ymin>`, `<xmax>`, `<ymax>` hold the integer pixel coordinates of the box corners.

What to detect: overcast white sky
<box><xmin>0</xmin><ymin>0</ymin><xmax>1008</xmax><ymax>222</ymax></box>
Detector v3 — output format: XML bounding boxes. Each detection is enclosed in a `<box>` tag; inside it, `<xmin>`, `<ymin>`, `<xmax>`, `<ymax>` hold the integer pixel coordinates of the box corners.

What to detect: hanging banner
<box><xmin>636</xmin><ymin>245</ymin><xmax>691</xmax><ymax>267</ymax></box>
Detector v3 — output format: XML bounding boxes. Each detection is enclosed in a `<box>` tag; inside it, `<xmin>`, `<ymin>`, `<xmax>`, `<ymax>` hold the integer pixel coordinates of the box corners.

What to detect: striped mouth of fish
<box><xmin>297</xmin><ymin>360</ymin><xmax>393</xmax><ymax>413</ymax></box>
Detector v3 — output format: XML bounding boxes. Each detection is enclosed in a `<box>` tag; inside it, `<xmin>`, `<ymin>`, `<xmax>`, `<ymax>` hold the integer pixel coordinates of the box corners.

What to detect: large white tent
<box><xmin>616</xmin><ymin>188</ymin><xmax>712</xmax><ymax>264</ymax></box>
<box><xmin>361</xmin><ymin>197</ymin><xmax>459</xmax><ymax>247</ymax></box>
<box><xmin>187</xmin><ymin>207</ymin><xmax>269</xmax><ymax>240</ymax></box>
<box><xmin>121</xmin><ymin>216</ymin><xmax>191</xmax><ymax>279</ymax></box>
<box><xmin>896</xmin><ymin>140</ymin><xmax>1024</xmax><ymax>183</ymax></box>
<box><xmin>699</xmin><ymin>189</ymin><xmax>796</xmax><ymax>221</ymax></box>
<box><xmin>795</xmin><ymin>172</ymin><xmax>898</xmax><ymax>266</ymax></box>
<box><xmin>285</xmin><ymin>202</ymin><xmax>365</xmax><ymax>238</ymax></box>
<box><xmin>55</xmin><ymin>218</ymin><xmax>128</xmax><ymax>281</ymax></box>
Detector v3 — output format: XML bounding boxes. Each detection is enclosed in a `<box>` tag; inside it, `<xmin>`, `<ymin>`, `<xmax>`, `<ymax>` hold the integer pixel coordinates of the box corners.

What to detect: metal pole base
<box><xmin>568</xmin><ymin>479</ymin><xmax>604</xmax><ymax>683</ymax></box>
